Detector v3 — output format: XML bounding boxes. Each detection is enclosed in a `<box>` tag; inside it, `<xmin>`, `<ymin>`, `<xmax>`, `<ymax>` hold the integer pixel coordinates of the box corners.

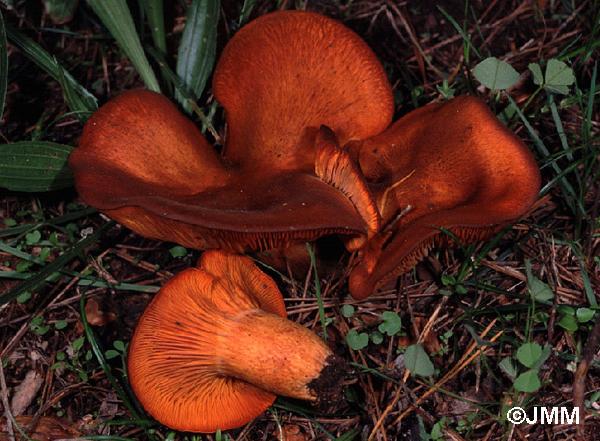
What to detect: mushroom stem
<box><xmin>217</xmin><ymin>309</ymin><xmax>343</xmax><ymax>402</ymax></box>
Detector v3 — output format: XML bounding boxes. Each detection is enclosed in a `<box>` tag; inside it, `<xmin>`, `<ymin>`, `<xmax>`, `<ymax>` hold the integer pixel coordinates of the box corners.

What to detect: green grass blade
<box><xmin>87</xmin><ymin>0</ymin><xmax>160</xmax><ymax>92</ymax></box>
<box><xmin>79</xmin><ymin>291</ymin><xmax>144</xmax><ymax>422</ymax></box>
<box><xmin>175</xmin><ymin>0</ymin><xmax>219</xmax><ymax>113</ymax></box>
<box><xmin>306</xmin><ymin>242</ymin><xmax>328</xmax><ymax>340</ymax></box>
<box><xmin>584</xmin><ymin>61</ymin><xmax>597</xmax><ymax>144</ymax></box>
<box><xmin>0</xmin><ymin>221</ymin><xmax>114</xmax><ymax>306</ymax></box>
<box><xmin>506</xmin><ymin>94</ymin><xmax>585</xmax><ymax>217</ymax></box>
<box><xmin>238</xmin><ymin>0</ymin><xmax>256</xmax><ymax>26</ymax></box>
<box><xmin>0</xmin><ymin>141</ymin><xmax>74</xmax><ymax>192</ymax></box>
<box><xmin>0</xmin><ymin>9</ymin><xmax>7</xmax><ymax>120</ymax></box>
<box><xmin>437</xmin><ymin>6</ymin><xmax>482</xmax><ymax>60</ymax></box>
<box><xmin>140</xmin><ymin>0</ymin><xmax>166</xmax><ymax>54</ymax></box>
<box><xmin>6</xmin><ymin>25</ymin><xmax>97</xmax><ymax>112</ymax></box>
<box><xmin>56</xmin><ymin>60</ymin><xmax>94</xmax><ymax>122</ymax></box>
<box><xmin>42</xmin><ymin>0</ymin><xmax>79</xmax><ymax>24</ymax></box>
<box><xmin>0</xmin><ymin>207</ymin><xmax>96</xmax><ymax>239</ymax></box>
<box><xmin>548</xmin><ymin>95</ymin><xmax>573</xmax><ymax>161</ymax></box>
<box><xmin>146</xmin><ymin>46</ymin><xmax>217</xmax><ymax>135</ymax></box>
<box><xmin>0</xmin><ymin>271</ymin><xmax>160</xmax><ymax>293</ymax></box>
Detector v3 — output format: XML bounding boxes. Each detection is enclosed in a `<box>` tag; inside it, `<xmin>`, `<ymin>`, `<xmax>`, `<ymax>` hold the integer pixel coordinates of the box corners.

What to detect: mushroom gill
<box><xmin>346</xmin><ymin>96</ymin><xmax>541</xmax><ymax>299</ymax></box>
<box><xmin>128</xmin><ymin>250</ymin><xmax>345</xmax><ymax>433</ymax></box>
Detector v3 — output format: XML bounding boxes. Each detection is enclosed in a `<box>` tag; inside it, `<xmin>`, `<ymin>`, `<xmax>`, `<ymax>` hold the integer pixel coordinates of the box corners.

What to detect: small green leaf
<box><xmin>78</xmin><ymin>370</ymin><xmax>88</xmax><ymax>382</ymax></box>
<box><xmin>378</xmin><ymin>311</ymin><xmax>402</xmax><ymax>336</ymax></box>
<box><xmin>499</xmin><ymin>357</ymin><xmax>517</xmax><ymax>380</ymax></box>
<box><xmin>472</xmin><ymin>57</ymin><xmax>520</xmax><ymax>90</ymax></box>
<box><xmin>370</xmin><ymin>331</ymin><xmax>384</xmax><ymax>345</ymax></box>
<box><xmin>516</xmin><ymin>342</ymin><xmax>543</xmax><ymax>368</ymax></box>
<box><xmin>531</xmin><ymin>344</ymin><xmax>551</xmax><ymax>370</ymax></box>
<box><xmin>441</xmin><ymin>274</ymin><xmax>455</xmax><ymax>286</ymax></box>
<box><xmin>54</xmin><ymin>320</ymin><xmax>68</xmax><ymax>330</ymax></box>
<box><xmin>56</xmin><ymin>351</ymin><xmax>66</xmax><ymax>361</ymax></box>
<box><xmin>404</xmin><ymin>344</ymin><xmax>435</xmax><ymax>377</ymax></box>
<box><xmin>25</xmin><ymin>230</ymin><xmax>41</xmax><ymax>245</ymax></box>
<box><xmin>455</xmin><ymin>284</ymin><xmax>467</xmax><ymax>295</ymax></box>
<box><xmin>104</xmin><ymin>349</ymin><xmax>120</xmax><ymax>360</ymax></box>
<box><xmin>341</xmin><ymin>304</ymin><xmax>355</xmax><ymax>318</ymax></box>
<box><xmin>346</xmin><ymin>329</ymin><xmax>369</xmax><ymax>350</ymax></box>
<box><xmin>529</xmin><ymin>62</ymin><xmax>543</xmax><ymax>86</ymax></box>
<box><xmin>16</xmin><ymin>291</ymin><xmax>31</xmax><ymax>304</ymax></box>
<box><xmin>576</xmin><ymin>307</ymin><xmax>595</xmax><ymax>323</ymax></box>
<box><xmin>30</xmin><ymin>317</ymin><xmax>50</xmax><ymax>335</ymax></box>
<box><xmin>513</xmin><ymin>369</ymin><xmax>541</xmax><ymax>392</ymax></box>
<box><xmin>86</xmin><ymin>0</ymin><xmax>160</xmax><ymax>92</ymax></box>
<box><xmin>558</xmin><ymin>314</ymin><xmax>578</xmax><ymax>332</ymax></box>
<box><xmin>72</xmin><ymin>336</ymin><xmax>85</xmax><ymax>351</ymax></box>
<box><xmin>113</xmin><ymin>340</ymin><xmax>125</xmax><ymax>352</ymax></box>
<box><xmin>557</xmin><ymin>304</ymin><xmax>576</xmax><ymax>316</ymax></box>
<box><xmin>0</xmin><ymin>141</ymin><xmax>74</xmax><ymax>192</ymax></box>
<box><xmin>544</xmin><ymin>59</ymin><xmax>575</xmax><ymax>95</ymax></box>
<box><xmin>525</xmin><ymin>260</ymin><xmax>554</xmax><ymax>304</ymax></box>
<box><xmin>431</xmin><ymin>417</ymin><xmax>447</xmax><ymax>440</ymax></box>
<box><xmin>169</xmin><ymin>245</ymin><xmax>187</xmax><ymax>258</ymax></box>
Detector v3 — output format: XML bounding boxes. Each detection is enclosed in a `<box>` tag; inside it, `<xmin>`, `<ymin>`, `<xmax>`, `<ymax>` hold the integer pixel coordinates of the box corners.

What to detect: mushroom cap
<box><xmin>213</xmin><ymin>10</ymin><xmax>394</xmax><ymax>173</ymax></box>
<box><xmin>70</xmin><ymin>90</ymin><xmax>367</xmax><ymax>251</ymax></box>
<box><xmin>348</xmin><ymin>96</ymin><xmax>541</xmax><ymax>299</ymax></box>
<box><xmin>69</xmin><ymin>10</ymin><xmax>394</xmax><ymax>252</ymax></box>
<box><xmin>128</xmin><ymin>251</ymin><xmax>286</xmax><ymax>432</ymax></box>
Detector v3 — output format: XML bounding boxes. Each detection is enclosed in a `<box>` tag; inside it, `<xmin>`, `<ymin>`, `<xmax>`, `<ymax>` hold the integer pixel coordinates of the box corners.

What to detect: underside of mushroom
<box><xmin>128</xmin><ymin>251</ymin><xmax>345</xmax><ymax>433</ymax></box>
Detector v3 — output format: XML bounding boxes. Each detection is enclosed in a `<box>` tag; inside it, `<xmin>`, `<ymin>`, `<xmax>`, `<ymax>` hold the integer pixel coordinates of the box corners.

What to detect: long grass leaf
<box><xmin>238</xmin><ymin>0</ymin><xmax>256</xmax><ymax>26</ymax></box>
<box><xmin>506</xmin><ymin>94</ymin><xmax>584</xmax><ymax>216</ymax></box>
<box><xmin>140</xmin><ymin>0</ymin><xmax>166</xmax><ymax>54</ymax></box>
<box><xmin>56</xmin><ymin>61</ymin><xmax>94</xmax><ymax>122</ymax></box>
<box><xmin>175</xmin><ymin>0</ymin><xmax>219</xmax><ymax>112</ymax></box>
<box><xmin>87</xmin><ymin>0</ymin><xmax>160</xmax><ymax>92</ymax></box>
<box><xmin>0</xmin><ymin>141</ymin><xmax>73</xmax><ymax>192</ymax></box>
<box><xmin>146</xmin><ymin>46</ymin><xmax>218</xmax><ymax>137</ymax></box>
<box><xmin>437</xmin><ymin>6</ymin><xmax>482</xmax><ymax>59</ymax></box>
<box><xmin>80</xmin><ymin>291</ymin><xmax>143</xmax><ymax>422</ymax></box>
<box><xmin>0</xmin><ymin>10</ymin><xmax>7</xmax><ymax>120</ymax></box>
<box><xmin>306</xmin><ymin>243</ymin><xmax>328</xmax><ymax>340</ymax></box>
<box><xmin>6</xmin><ymin>26</ymin><xmax>97</xmax><ymax>112</ymax></box>
<box><xmin>584</xmin><ymin>61</ymin><xmax>597</xmax><ymax>144</ymax></box>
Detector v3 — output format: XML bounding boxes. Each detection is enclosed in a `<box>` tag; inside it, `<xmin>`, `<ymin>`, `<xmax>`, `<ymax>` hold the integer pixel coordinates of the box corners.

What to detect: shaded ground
<box><xmin>1</xmin><ymin>1</ymin><xmax>599</xmax><ymax>440</ymax></box>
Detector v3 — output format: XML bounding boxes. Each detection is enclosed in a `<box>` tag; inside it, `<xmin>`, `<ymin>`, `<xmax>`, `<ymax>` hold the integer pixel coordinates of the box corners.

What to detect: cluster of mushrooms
<box><xmin>69</xmin><ymin>11</ymin><xmax>541</xmax><ymax>433</ymax></box>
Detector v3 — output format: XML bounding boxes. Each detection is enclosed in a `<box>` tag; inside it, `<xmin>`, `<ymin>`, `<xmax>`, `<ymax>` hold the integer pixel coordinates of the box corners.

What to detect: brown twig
<box><xmin>574</xmin><ymin>315</ymin><xmax>600</xmax><ymax>441</ymax></box>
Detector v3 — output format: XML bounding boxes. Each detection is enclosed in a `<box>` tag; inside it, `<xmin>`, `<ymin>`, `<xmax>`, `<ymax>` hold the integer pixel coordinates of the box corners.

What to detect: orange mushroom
<box><xmin>345</xmin><ymin>96</ymin><xmax>541</xmax><ymax>299</ymax></box>
<box><xmin>128</xmin><ymin>250</ymin><xmax>345</xmax><ymax>432</ymax></box>
<box><xmin>69</xmin><ymin>11</ymin><xmax>392</xmax><ymax>252</ymax></box>
<box><xmin>70</xmin><ymin>10</ymin><xmax>541</xmax><ymax>300</ymax></box>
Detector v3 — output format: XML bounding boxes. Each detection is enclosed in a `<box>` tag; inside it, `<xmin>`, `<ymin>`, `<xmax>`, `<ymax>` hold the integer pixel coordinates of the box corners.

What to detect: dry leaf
<box><xmin>0</xmin><ymin>416</ymin><xmax>80</xmax><ymax>441</ymax></box>
<box><xmin>84</xmin><ymin>298</ymin><xmax>116</xmax><ymax>326</ymax></box>
<box><xmin>10</xmin><ymin>371</ymin><xmax>43</xmax><ymax>416</ymax></box>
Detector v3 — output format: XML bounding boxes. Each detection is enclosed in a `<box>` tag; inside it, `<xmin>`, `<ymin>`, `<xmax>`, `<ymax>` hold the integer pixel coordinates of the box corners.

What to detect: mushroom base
<box><xmin>217</xmin><ymin>310</ymin><xmax>346</xmax><ymax>403</ymax></box>
<box><xmin>306</xmin><ymin>354</ymin><xmax>347</xmax><ymax>409</ymax></box>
